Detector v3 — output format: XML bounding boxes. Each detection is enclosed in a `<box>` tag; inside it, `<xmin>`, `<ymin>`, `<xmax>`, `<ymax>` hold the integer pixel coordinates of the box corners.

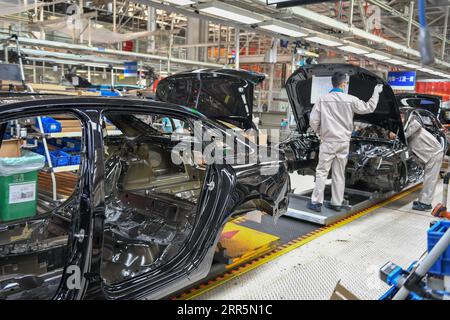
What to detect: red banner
<box><xmin>416</xmin><ymin>80</ymin><xmax>450</xmax><ymax>101</ymax></box>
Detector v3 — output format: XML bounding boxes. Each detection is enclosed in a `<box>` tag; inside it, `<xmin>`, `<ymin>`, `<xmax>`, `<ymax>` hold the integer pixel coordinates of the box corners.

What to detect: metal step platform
<box><xmin>287</xmin><ymin>185</ymin><xmax>412</xmax><ymax>226</ymax></box>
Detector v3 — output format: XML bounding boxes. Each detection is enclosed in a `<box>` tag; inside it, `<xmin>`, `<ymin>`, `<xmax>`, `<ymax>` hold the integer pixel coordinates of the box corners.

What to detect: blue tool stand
<box><xmin>379</xmin><ymin>221</ymin><xmax>450</xmax><ymax>300</ymax></box>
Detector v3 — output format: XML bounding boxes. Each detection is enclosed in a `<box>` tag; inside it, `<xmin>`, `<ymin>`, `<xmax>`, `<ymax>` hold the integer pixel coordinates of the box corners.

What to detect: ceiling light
<box><xmin>163</xmin><ymin>0</ymin><xmax>194</xmax><ymax>5</ymax></box>
<box><xmin>338</xmin><ymin>45</ymin><xmax>369</xmax><ymax>55</ymax></box>
<box><xmin>404</xmin><ymin>63</ymin><xmax>420</xmax><ymax>69</ymax></box>
<box><xmin>305</xmin><ymin>36</ymin><xmax>342</xmax><ymax>47</ymax></box>
<box><xmin>432</xmin><ymin>71</ymin><xmax>447</xmax><ymax>77</ymax></box>
<box><xmin>364</xmin><ymin>52</ymin><xmax>390</xmax><ymax>61</ymax></box>
<box><xmin>387</xmin><ymin>59</ymin><xmax>407</xmax><ymax>65</ymax></box>
<box><xmin>259</xmin><ymin>21</ymin><xmax>307</xmax><ymax>38</ymax></box>
<box><xmin>199</xmin><ymin>1</ymin><xmax>265</xmax><ymax>24</ymax></box>
<box><xmin>419</xmin><ymin>68</ymin><xmax>433</xmax><ymax>73</ymax></box>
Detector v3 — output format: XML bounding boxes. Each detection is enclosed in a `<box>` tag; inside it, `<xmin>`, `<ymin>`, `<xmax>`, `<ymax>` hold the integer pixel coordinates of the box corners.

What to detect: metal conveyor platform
<box><xmin>287</xmin><ymin>184</ymin><xmax>418</xmax><ymax>225</ymax></box>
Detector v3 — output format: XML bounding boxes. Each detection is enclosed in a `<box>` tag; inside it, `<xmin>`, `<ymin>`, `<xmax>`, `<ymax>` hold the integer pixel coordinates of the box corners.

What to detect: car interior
<box><xmin>100</xmin><ymin>113</ymin><xmax>206</xmax><ymax>285</ymax></box>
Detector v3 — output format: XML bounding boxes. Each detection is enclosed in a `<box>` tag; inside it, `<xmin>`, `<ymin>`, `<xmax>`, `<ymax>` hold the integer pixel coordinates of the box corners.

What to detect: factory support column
<box><xmin>235</xmin><ymin>28</ymin><xmax>240</xmax><ymax>70</ymax></box>
<box><xmin>186</xmin><ymin>17</ymin><xmax>209</xmax><ymax>62</ymax></box>
<box><xmin>147</xmin><ymin>6</ymin><xmax>156</xmax><ymax>53</ymax></box>
<box><xmin>267</xmin><ymin>38</ymin><xmax>278</xmax><ymax>111</ymax></box>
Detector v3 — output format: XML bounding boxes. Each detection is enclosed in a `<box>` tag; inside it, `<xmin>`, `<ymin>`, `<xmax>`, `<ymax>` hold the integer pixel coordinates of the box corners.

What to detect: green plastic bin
<box><xmin>0</xmin><ymin>150</ymin><xmax>45</xmax><ymax>222</ymax></box>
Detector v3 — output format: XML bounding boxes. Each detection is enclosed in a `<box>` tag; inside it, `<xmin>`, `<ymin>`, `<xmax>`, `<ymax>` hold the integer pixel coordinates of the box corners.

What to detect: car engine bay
<box><xmin>285</xmin><ymin>122</ymin><xmax>424</xmax><ymax>192</ymax></box>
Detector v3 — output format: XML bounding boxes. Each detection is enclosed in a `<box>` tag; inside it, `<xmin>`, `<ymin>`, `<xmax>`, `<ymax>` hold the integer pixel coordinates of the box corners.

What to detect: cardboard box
<box><xmin>330</xmin><ymin>280</ymin><xmax>360</xmax><ymax>300</ymax></box>
<box><xmin>51</xmin><ymin>117</ymin><xmax>80</xmax><ymax>133</ymax></box>
<box><xmin>0</xmin><ymin>139</ymin><xmax>21</xmax><ymax>158</ymax></box>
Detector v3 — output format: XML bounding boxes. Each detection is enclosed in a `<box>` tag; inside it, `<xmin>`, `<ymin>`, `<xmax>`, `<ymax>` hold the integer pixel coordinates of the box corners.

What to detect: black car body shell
<box><xmin>155</xmin><ymin>69</ymin><xmax>265</xmax><ymax>130</ymax></box>
<box><xmin>0</xmin><ymin>96</ymin><xmax>289</xmax><ymax>300</ymax></box>
<box><xmin>285</xmin><ymin>63</ymin><xmax>406</xmax><ymax>144</ymax></box>
<box><xmin>396</xmin><ymin>93</ymin><xmax>442</xmax><ymax>119</ymax></box>
<box><xmin>284</xmin><ymin>64</ymin><xmax>424</xmax><ymax>192</ymax></box>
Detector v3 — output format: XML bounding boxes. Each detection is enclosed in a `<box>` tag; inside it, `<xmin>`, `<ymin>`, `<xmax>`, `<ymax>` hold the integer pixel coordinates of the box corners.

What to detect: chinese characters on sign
<box><xmin>387</xmin><ymin>71</ymin><xmax>416</xmax><ymax>91</ymax></box>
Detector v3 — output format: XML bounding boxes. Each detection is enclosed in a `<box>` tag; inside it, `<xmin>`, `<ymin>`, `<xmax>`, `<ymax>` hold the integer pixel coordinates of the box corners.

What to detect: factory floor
<box><xmin>194</xmin><ymin>173</ymin><xmax>439</xmax><ymax>300</ymax></box>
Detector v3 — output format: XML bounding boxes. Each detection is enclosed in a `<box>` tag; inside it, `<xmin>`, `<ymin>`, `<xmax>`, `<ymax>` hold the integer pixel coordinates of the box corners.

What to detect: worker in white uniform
<box><xmin>307</xmin><ymin>71</ymin><xmax>384</xmax><ymax>212</ymax></box>
<box><xmin>403</xmin><ymin>114</ymin><xmax>444</xmax><ymax>211</ymax></box>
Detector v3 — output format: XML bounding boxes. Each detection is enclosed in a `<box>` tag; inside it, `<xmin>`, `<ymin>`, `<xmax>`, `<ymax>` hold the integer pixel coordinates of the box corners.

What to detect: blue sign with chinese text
<box><xmin>387</xmin><ymin>71</ymin><xmax>416</xmax><ymax>91</ymax></box>
<box><xmin>124</xmin><ymin>61</ymin><xmax>138</xmax><ymax>78</ymax></box>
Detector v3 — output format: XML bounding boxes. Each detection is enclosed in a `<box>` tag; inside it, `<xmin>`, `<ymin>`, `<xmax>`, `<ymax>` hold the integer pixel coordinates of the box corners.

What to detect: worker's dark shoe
<box><xmin>324</xmin><ymin>202</ymin><xmax>342</xmax><ymax>212</ymax></box>
<box><xmin>412</xmin><ymin>201</ymin><xmax>432</xmax><ymax>211</ymax></box>
<box><xmin>307</xmin><ymin>201</ymin><xmax>322</xmax><ymax>212</ymax></box>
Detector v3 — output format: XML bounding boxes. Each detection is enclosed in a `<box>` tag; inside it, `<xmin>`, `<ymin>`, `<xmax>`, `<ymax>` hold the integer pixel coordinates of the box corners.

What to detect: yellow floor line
<box><xmin>175</xmin><ymin>184</ymin><xmax>422</xmax><ymax>300</ymax></box>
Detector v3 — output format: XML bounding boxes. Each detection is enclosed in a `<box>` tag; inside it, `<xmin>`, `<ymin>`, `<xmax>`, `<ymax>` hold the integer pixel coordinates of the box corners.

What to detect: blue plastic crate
<box><xmin>47</xmin><ymin>138</ymin><xmax>65</xmax><ymax>148</ymax></box>
<box><xmin>61</xmin><ymin>148</ymin><xmax>81</xmax><ymax>165</ymax></box>
<box><xmin>49</xmin><ymin>150</ymin><xmax>71</xmax><ymax>167</ymax></box>
<box><xmin>33</xmin><ymin>142</ymin><xmax>45</xmax><ymax>155</ymax></box>
<box><xmin>428</xmin><ymin>221</ymin><xmax>450</xmax><ymax>276</ymax></box>
<box><xmin>33</xmin><ymin>142</ymin><xmax>60</xmax><ymax>155</ymax></box>
<box><xmin>99</xmin><ymin>90</ymin><xmax>120</xmax><ymax>97</ymax></box>
<box><xmin>70</xmin><ymin>154</ymin><xmax>81</xmax><ymax>165</ymax></box>
<box><xmin>37</xmin><ymin>117</ymin><xmax>61</xmax><ymax>133</ymax></box>
<box><xmin>62</xmin><ymin>138</ymin><xmax>81</xmax><ymax>152</ymax></box>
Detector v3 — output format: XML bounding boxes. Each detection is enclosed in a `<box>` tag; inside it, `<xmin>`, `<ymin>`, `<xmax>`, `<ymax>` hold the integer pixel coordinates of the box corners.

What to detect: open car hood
<box><xmin>285</xmin><ymin>64</ymin><xmax>406</xmax><ymax>144</ymax></box>
<box><xmin>156</xmin><ymin>69</ymin><xmax>265</xmax><ymax>130</ymax></box>
<box><xmin>396</xmin><ymin>93</ymin><xmax>441</xmax><ymax>117</ymax></box>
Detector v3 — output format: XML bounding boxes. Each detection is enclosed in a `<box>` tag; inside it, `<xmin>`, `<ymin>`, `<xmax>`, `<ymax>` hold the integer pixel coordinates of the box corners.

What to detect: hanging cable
<box><xmin>418</xmin><ymin>0</ymin><xmax>435</xmax><ymax>65</ymax></box>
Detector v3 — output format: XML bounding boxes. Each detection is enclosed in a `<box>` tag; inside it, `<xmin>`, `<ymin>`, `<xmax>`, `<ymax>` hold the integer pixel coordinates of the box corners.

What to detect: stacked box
<box><xmin>428</xmin><ymin>221</ymin><xmax>450</xmax><ymax>276</ymax></box>
<box><xmin>37</xmin><ymin>117</ymin><xmax>61</xmax><ymax>133</ymax></box>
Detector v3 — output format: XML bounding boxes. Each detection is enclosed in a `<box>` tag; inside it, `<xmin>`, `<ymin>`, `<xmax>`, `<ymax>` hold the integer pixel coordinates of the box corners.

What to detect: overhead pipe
<box><xmin>0</xmin><ymin>34</ymin><xmax>223</xmax><ymax>68</ymax></box>
<box><xmin>366</xmin><ymin>0</ymin><xmax>444</xmax><ymax>42</ymax></box>
<box><xmin>140</xmin><ymin>0</ymin><xmax>433</xmax><ymax>69</ymax></box>
<box><xmin>287</xmin><ymin>5</ymin><xmax>420</xmax><ymax>57</ymax></box>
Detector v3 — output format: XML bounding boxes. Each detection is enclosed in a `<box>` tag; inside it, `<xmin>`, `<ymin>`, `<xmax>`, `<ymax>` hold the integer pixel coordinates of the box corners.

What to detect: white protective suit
<box><xmin>309</xmin><ymin>86</ymin><xmax>382</xmax><ymax>206</ymax></box>
<box><xmin>405</xmin><ymin>117</ymin><xmax>444</xmax><ymax>205</ymax></box>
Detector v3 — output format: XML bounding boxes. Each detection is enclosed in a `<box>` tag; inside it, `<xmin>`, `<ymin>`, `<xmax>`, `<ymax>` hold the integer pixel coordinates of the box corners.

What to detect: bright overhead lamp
<box><xmin>419</xmin><ymin>68</ymin><xmax>433</xmax><ymax>73</ymax></box>
<box><xmin>163</xmin><ymin>0</ymin><xmax>194</xmax><ymax>5</ymax></box>
<box><xmin>199</xmin><ymin>1</ymin><xmax>265</xmax><ymax>24</ymax></box>
<box><xmin>338</xmin><ymin>45</ymin><xmax>369</xmax><ymax>55</ymax></box>
<box><xmin>305</xmin><ymin>36</ymin><xmax>342</xmax><ymax>47</ymax></box>
<box><xmin>364</xmin><ymin>52</ymin><xmax>390</xmax><ymax>61</ymax></box>
<box><xmin>259</xmin><ymin>21</ymin><xmax>307</xmax><ymax>38</ymax></box>
<box><xmin>387</xmin><ymin>59</ymin><xmax>407</xmax><ymax>65</ymax></box>
<box><xmin>404</xmin><ymin>63</ymin><xmax>420</xmax><ymax>69</ymax></box>
<box><xmin>432</xmin><ymin>71</ymin><xmax>447</xmax><ymax>77</ymax></box>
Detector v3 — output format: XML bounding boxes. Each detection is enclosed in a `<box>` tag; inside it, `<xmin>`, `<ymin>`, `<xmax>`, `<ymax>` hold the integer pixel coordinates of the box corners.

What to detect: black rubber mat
<box><xmin>236</xmin><ymin>214</ymin><xmax>319</xmax><ymax>244</ymax></box>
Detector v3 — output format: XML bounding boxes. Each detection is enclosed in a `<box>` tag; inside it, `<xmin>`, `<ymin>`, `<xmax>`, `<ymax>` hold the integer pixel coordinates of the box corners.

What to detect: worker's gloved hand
<box><xmin>374</xmin><ymin>84</ymin><xmax>384</xmax><ymax>95</ymax></box>
<box><xmin>388</xmin><ymin>132</ymin><xmax>397</xmax><ymax>140</ymax></box>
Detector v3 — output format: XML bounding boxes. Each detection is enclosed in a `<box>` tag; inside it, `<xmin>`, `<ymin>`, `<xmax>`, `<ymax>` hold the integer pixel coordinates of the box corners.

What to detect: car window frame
<box><xmin>0</xmin><ymin>106</ymin><xmax>93</xmax><ymax>300</ymax></box>
<box><xmin>97</xmin><ymin>108</ymin><xmax>237</xmax><ymax>299</ymax></box>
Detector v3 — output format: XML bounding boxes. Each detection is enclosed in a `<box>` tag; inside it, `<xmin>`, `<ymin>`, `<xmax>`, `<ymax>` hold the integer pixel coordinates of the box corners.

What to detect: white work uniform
<box><xmin>309</xmin><ymin>89</ymin><xmax>381</xmax><ymax>205</ymax></box>
<box><xmin>405</xmin><ymin>118</ymin><xmax>444</xmax><ymax>205</ymax></box>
